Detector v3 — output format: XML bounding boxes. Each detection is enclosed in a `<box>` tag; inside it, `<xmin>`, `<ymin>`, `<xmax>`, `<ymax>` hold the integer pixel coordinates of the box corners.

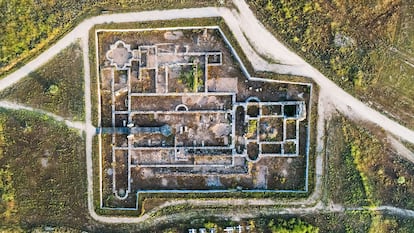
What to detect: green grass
<box><xmin>178</xmin><ymin>63</ymin><xmax>203</xmax><ymax>92</ymax></box>
<box><xmin>403</xmin><ymin>142</ymin><xmax>414</xmax><ymax>153</ymax></box>
<box><xmin>0</xmin><ymin>167</ymin><xmax>16</xmax><ymax>222</ymax></box>
<box><xmin>149</xmin><ymin>212</ymin><xmax>374</xmax><ymax>233</ymax></box>
<box><xmin>395</xmin><ymin>0</ymin><xmax>414</xmax><ymax>55</ymax></box>
<box><xmin>247</xmin><ymin>0</ymin><xmax>414</xmax><ymax>129</ymax></box>
<box><xmin>344</xmin><ymin>122</ymin><xmax>414</xmax><ymax>209</ymax></box>
<box><xmin>0</xmin><ymin>0</ymin><xmax>227</xmax><ymax>80</ymax></box>
<box><xmin>326</xmin><ymin>116</ymin><xmax>368</xmax><ymax>207</ymax></box>
<box><xmin>0</xmin><ymin>108</ymin><xmax>88</xmax><ymax>229</ymax></box>
<box><xmin>361</xmin><ymin>47</ymin><xmax>414</xmax><ymax>128</ymax></box>
<box><xmin>247</xmin><ymin>119</ymin><xmax>258</xmax><ymax>135</ymax></box>
<box><xmin>382</xmin><ymin>214</ymin><xmax>414</xmax><ymax>233</ymax></box>
<box><xmin>0</xmin><ymin>109</ymin><xmax>145</xmax><ymax>232</ymax></box>
<box><xmin>301</xmin><ymin>211</ymin><xmax>372</xmax><ymax>233</ymax></box>
<box><xmin>0</xmin><ymin>43</ymin><xmax>85</xmax><ymax>121</ymax></box>
<box><xmin>325</xmin><ymin>115</ymin><xmax>414</xmax><ymax>210</ymax></box>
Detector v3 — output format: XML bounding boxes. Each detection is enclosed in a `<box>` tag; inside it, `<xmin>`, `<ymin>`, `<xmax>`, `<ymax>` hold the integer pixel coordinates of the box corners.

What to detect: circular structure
<box><xmin>246</xmin><ymin>96</ymin><xmax>260</xmax><ymax>103</ymax></box>
<box><xmin>106</xmin><ymin>168</ymin><xmax>113</xmax><ymax>176</ymax></box>
<box><xmin>175</xmin><ymin>104</ymin><xmax>189</xmax><ymax>111</ymax></box>
<box><xmin>118</xmin><ymin>188</ymin><xmax>125</xmax><ymax>196</ymax></box>
<box><xmin>160</xmin><ymin>125</ymin><xmax>173</xmax><ymax>137</ymax></box>
<box><xmin>246</xmin><ymin>142</ymin><xmax>260</xmax><ymax>162</ymax></box>
<box><xmin>115</xmin><ymin>188</ymin><xmax>129</xmax><ymax>200</ymax></box>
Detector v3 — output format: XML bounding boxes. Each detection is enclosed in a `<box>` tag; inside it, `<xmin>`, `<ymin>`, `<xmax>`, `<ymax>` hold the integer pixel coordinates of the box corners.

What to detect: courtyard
<box><xmin>96</xmin><ymin>26</ymin><xmax>312</xmax><ymax>209</ymax></box>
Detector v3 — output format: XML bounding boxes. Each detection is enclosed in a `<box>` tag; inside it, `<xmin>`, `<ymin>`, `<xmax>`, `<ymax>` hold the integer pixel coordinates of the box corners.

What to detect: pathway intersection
<box><xmin>0</xmin><ymin>0</ymin><xmax>413</xmax><ymax>224</ymax></box>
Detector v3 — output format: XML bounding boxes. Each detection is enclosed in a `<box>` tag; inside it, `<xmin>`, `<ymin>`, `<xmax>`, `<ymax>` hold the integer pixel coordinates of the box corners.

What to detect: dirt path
<box><xmin>229</xmin><ymin>0</ymin><xmax>414</xmax><ymax>145</ymax></box>
<box><xmin>390</xmin><ymin>46</ymin><xmax>414</xmax><ymax>66</ymax></box>
<box><xmin>346</xmin><ymin>205</ymin><xmax>414</xmax><ymax>218</ymax></box>
<box><xmin>0</xmin><ymin>4</ymin><xmax>412</xmax><ymax>143</ymax></box>
<box><xmin>0</xmin><ymin>8</ymin><xmax>222</xmax><ymax>93</ymax></box>
<box><xmin>387</xmin><ymin>135</ymin><xmax>414</xmax><ymax>163</ymax></box>
<box><xmin>0</xmin><ymin>100</ymin><xmax>85</xmax><ymax>131</ymax></box>
<box><xmin>1</xmin><ymin>1</ymin><xmax>413</xmax><ymax>224</ymax></box>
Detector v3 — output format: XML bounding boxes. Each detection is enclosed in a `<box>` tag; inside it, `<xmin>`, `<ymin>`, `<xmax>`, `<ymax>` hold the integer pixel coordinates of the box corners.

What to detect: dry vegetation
<box><xmin>151</xmin><ymin>209</ymin><xmax>414</xmax><ymax>232</ymax></box>
<box><xmin>326</xmin><ymin>117</ymin><xmax>368</xmax><ymax>207</ymax></box>
<box><xmin>248</xmin><ymin>0</ymin><xmax>414</xmax><ymax>129</ymax></box>
<box><xmin>0</xmin><ymin>109</ymin><xmax>87</xmax><ymax>229</ymax></box>
<box><xmin>0</xmin><ymin>43</ymin><xmax>85</xmax><ymax>121</ymax></box>
<box><xmin>326</xmin><ymin>115</ymin><xmax>414</xmax><ymax>209</ymax></box>
<box><xmin>149</xmin><ymin>211</ymin><xmax>373</xmax><ymax>233</ymax></box>
<box><xmin>0</xmin><ymin>0</ymin><xmax>227</xmax><ymax>79</ymax></box>
<box><xmin>2</xmin><ymin>1</ymin><xmax>413</xmax><ymax>231</ymax></box>
<box><xmin>0</xmin><ymin>109</ymin><xmax>146</xmax><ymax>232</ymax></box>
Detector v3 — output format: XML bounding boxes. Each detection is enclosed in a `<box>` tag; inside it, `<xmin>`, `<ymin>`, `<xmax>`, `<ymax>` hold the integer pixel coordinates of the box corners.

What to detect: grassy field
<box><xmin>154</xmin><ymin>215</ymin><xmax>320</xmax><ymax>233</ymax></box>
<box><xmin>152</xmin><ymin>211</ymin><xmax>414</xmax><ymax>233</ymax></box>
<box><xmin>0</xmin><ymin>43</ymin><xmax>85</xmax><ymax>121</ymax></box>
<box><xmin>0</xmin><ymin>108</ymin><xmax>88</xmax><ymax>229</ymax></box>
<box><xmin>0</xmin><ymin>107</ymin><xmax>410</xmax><ymax>233</ymax></box>
<box><xmin>148</xmin><ymin>211</ymin><xmax>371</xmax><ymax>233</ymax></box>
<box><xmin>2</xmin><ymin>1</ymin><xmax>413</xmax><ymax>230</ymax></box>
<box><xmin>248</xmin><ymin>0</ymin><xmax>414</xmax><ymax>129</ymax></box>
<box><xmin>382</xmin><ymin>214</ymin><xmax>414</xmax><ymax>233</ymax></box>
<box><xmin>325</xmin><ymin>114</ymin><xmax>414</xmax><ymax>209</ymax></box>
<box><xmin>0</xmin><ymin>109</ymin><xmax>150</xmax><ymax>232</ymax></box>
<box><xmin>326</xmin><ymin>116</ymin><xmax>368</xmax><ymax>207</ymax></box>
<box><xmin>0</xmin><ymin>0</ymin><xmax>228</xmax><ymax>80</ymax></box>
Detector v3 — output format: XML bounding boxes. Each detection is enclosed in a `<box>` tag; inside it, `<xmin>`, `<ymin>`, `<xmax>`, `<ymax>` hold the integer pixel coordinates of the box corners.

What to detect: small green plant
<box><xmin>268</xmin><ymin>218</ymin><xmax>319</xmax><ymax>233</ymax></box>
<box><xmin>397</xmin><ymin>176</ymin><xmax>406</xmax><ymax>185</ymax></box>
<box><xmin>204</xmin><ymin>222</ymin><xmax>218</xmax><ymax>229</ymax></box>
<box><xmin>247</xmin><ymin>120</ymin><xmax>258</xmax><ymax>137</ymax></box>
<box><xmin>0</xmin><ymin>109</ymin><xmax>87</xmax><ymax>227</ymax></box>
<box><xmin>47</xmin><ymin>84</ymin><xmax>59</xmax><ymax>95</ymax></box>
<box><xmin>0</xmin><ymin>168</ymin><xmax>16</xmax><ymax>221</ymax></box>
<box><xmin>0</xmin><ymin>43</ymin><xmax>85</xmax><ymax>120</ymax></box>
<box><xmin>178</xmin><ymin>61</ymin><xmax>203</xmax><ymax>92</ymax></box>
